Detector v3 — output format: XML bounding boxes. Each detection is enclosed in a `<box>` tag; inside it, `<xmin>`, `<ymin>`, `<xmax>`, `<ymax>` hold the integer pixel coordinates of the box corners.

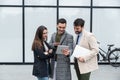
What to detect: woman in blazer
<box><xmin>32</xmin><ymin>25</ymin><xmax>54</xmax><ymax>80</ymax></box>
<box><xmin>73</xmin><ymin>18</ymin><xmax>99</xmax><ymax>80</ymax></box>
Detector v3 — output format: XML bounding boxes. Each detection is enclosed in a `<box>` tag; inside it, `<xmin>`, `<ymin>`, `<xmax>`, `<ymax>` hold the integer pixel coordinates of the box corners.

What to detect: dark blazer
<box><xmin>32</xmin><ymin>41</ymin><xmax>54</xmax><ymax>77</ymax></box>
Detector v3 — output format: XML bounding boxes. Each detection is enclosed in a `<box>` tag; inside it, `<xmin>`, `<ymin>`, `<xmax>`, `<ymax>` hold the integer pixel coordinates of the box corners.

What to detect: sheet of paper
<box><xmin>72</xmin><ymin>45</ymin><xmax>90</xmax><ymax>58</ymax></box>
<box><xmin>56</xmin><ymin>45</ymin><xmax>69</xmax><ymax>54</ymax></box>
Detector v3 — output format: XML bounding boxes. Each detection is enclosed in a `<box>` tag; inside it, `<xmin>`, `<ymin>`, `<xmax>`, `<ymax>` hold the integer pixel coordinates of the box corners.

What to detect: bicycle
<box><xmin>97</xmin><ymin>42</ymin><xmax>120</xmax><ymax>67</ymax></box>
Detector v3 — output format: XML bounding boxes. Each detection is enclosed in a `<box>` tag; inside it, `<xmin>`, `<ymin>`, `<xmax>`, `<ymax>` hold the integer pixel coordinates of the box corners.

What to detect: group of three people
<box><xmin>31</xmin><ymin>18</ymin><xmax>99</xmax><ymax>80</ymax></box>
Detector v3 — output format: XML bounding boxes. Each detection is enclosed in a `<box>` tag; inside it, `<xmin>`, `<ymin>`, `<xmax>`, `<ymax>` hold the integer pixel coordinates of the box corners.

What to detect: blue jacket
<box><xmin>32</xmin><ymin>41</ymin><xmax>54</xmax><ymax>77</ymax></box>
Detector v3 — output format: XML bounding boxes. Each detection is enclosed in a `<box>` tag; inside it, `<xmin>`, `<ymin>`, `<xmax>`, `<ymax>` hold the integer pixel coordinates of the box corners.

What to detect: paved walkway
<box><xmin>0</xmin><ymin>65</ymin><xmax>120</xmax><ymax>80</ymax></box>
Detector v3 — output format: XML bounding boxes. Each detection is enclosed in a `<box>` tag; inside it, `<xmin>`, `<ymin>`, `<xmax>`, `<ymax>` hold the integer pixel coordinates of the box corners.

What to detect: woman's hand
<box><xmin>48</xmin><ymin>49</ymin><xmax>53</xmax><ymax>54</ymax></box>
<box><xmin>44</xmin><ymin>49</ymin><xmax>53</xmax><ymax>55</ymax></box>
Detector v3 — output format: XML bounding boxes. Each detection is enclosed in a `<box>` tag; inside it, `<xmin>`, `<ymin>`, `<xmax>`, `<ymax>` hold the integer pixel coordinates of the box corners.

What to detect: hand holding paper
<box><xmin>72</xmin><ymin>45</ymin><xmax>90</xmax><ymax>58</ymax></box>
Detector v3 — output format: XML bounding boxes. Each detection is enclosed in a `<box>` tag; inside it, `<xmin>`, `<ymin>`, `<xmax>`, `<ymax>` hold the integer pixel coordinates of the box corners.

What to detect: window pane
<box><xmin>59</xmin><ymin>8</ymin><xmax>90</xmax><ymax>62</ymax></box>
<box><xmin>59</xmin><ymin>0</ymin><xmax>90</xmax><ymax>6</ymax></box>
<box><xmin>25</xmin><ymin>0</ymin><xmax>56</xmax><ymax>6</ymax></box>
<box><xmin>0</xmin><ymin>8</ymin><xmax>22</xmax><ymax>62</ymax></box>
<box><xmin>0</xmin><ymin>0</ymin><xmax>22</xmax><ymax>5</ymax></box>
<box><xmin>93</xmin><ymin>0</ymin><xmax>120</xmax><ymax>6</ymax></box>
<box><xmin>93</xmin><ymin>9</ymin><xmax>120</xmax><ymax>49</ymax></box>
<box><xmin>25</xmin><ymin>8</ymin><xmax>56</xmax><ymax>62</ymax></box>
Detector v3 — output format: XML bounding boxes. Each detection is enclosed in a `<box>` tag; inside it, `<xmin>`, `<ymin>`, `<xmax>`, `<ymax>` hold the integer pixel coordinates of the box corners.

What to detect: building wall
<box><xmin>0</xmin><ymin>0</ymin><xmax>120</xmax><ymax>63</ymax></box>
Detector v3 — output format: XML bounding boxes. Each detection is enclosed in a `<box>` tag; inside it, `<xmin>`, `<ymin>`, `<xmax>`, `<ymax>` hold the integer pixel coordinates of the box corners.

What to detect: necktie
<box><xmin>74</xmin><ymin>35</ymin><xmax>81</xmax><ymax>79</ymax></box>
<box><xmin>74</xmin><ymin>34</ymin><xmax>78</xmax><ymax>63</ymax></box>
<box><xmin>76</xmin><ymin>35</ymin><xmax>79</xmax><ymax>44</ymax></box>
<box><xmin>75</xmin><ymin>35</ymin><xmax>79</xmax><ymax>62</ymax></box>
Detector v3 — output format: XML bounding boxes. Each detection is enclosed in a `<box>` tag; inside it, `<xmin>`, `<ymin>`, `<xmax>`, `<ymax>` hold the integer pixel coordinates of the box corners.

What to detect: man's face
<box><xmin>74</xmin><ymin>26</ymin><xmax>83</xmax><ymax>34</ymax></box>
<box><xmin>57</xmin><ymin>23</ymin><xmax>66</xmax><ymax>35</ymax></box>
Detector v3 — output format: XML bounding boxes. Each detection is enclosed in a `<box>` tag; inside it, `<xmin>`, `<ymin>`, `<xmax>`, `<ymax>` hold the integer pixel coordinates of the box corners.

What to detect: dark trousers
<box><xmin>74</xmin><ymin>58</ymin><xmax>91</xmax><ymax>80</ymax></box>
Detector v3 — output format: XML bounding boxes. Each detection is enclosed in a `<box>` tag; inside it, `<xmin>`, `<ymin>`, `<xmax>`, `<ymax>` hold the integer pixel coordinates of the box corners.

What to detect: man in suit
<box><xmin>49</xmin><ymin>18</ymin><xmax>74</xmax><ymax>80</ymax></box>
<box><xmin>73</xmin><ymin>18</ymin><xmax>99</xmax><ymax>80</ymax></box>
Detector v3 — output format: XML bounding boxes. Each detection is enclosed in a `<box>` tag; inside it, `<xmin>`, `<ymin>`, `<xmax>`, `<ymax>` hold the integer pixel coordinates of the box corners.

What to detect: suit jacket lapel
<box><xmin>53</xmin><ymin>33</ymin><xmax>57</xmax><ymax>42</ymax></box>
<box><xmin>79</xmin><ymin>29</ymin><xmax>90</xmax><ymax>49</ymax></box>
<box><xmin>60</xmin><ymin>32</ymin><xmax>66</xmax><ymax>45</ymax></box>
<box><xmin>80</xmin><ymin>29</ymin><xmax>85</xmax><ymax>45</ymax></box>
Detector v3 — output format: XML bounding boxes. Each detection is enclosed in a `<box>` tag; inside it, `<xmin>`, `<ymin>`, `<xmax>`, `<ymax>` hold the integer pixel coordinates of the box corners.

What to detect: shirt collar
<box><xmin>77</xmin><ymin>32</ymin><xmax>82</xmax><ymax>37</ymax></box>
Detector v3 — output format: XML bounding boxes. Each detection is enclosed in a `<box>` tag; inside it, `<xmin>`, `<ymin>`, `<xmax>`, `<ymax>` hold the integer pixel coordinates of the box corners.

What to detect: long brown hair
<box><xmin>32</xmin><ymin>25</ymin><xmax>47</xmax><ymax>51</ymax></box>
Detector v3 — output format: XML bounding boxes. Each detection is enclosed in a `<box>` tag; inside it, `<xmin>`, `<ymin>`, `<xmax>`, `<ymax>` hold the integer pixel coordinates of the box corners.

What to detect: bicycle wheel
<box><xmin>108</xmin><ymin>49</ymin><xmax>120</xmax><ymax>67</ymax></box>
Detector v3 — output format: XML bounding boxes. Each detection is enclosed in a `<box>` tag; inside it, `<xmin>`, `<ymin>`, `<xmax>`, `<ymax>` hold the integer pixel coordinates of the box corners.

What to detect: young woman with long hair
<box><xmin>32</xmin><ymin>25</ymin><xmax>53</xmax><ymax>80</ymax></box>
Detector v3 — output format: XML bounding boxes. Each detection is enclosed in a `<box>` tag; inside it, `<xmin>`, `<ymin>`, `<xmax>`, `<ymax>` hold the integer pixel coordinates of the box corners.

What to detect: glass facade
<box><xmin>93</xmin><ymin>9</ymin><xmax>120</xmax><ymax>49</ymax></box>
<box><xmin>93</xmin><ymin>0</ymin><xmax>120</xmax><ymax>6</ymax></box>
<box><xmin>59</xmin><ymin>0</ymin><xmax>90</xmax><ymax>6</ymax></box>
<box><xmin>25</xmin><ymin>0</ymin><xmax>56</xmax><ymax>5</ymax></box>
<box><xmin>0</xmin><ymin>0</ymin><xmax>22</xmax><ymax>5</ymax></box>
<box><xmin>0</xmin><ymin>7</ymin><xmax>22</xmax><ymax>62</ymax></box>
<box><xmin>0</xmin><ymin>0</ymin><xmax>120</xmax><ymax>63</ymax></box>
<box><xmin>25</xmin><ymin>8</ymin><xmax>56</xmax><ymax>62</ymax></box>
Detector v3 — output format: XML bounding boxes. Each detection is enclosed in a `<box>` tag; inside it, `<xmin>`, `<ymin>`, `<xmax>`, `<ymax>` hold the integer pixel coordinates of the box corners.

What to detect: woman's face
<box><xmin>42</xmin><ymin>29</ymin><xmax>48</xmax><ymax>40</ymax></box>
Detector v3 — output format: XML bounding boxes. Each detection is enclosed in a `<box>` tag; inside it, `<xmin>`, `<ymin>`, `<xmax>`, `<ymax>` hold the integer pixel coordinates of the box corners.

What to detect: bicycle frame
<box><xmin>98</xmin><ymin>42</ymin><xmax>120</xmax><ymax>67</ymax></box>
<box><xmin>99</xmin><ymin>45</ymin><xmax>113</xmax><ymax>61</ymax></box>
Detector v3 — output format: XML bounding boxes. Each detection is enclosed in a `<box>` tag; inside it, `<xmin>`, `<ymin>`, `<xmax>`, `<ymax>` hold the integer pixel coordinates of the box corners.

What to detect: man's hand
<box><xmin>53</xmin><ymin>42</ymin><xmax>60</xmax><ymax>46</ymax></box>
<box><xmin>78</xmin><ymin>57</ymin><xmax>85</xmax><ymax>62</ymax></box>
<box><xmin>62</xmin><ymin>48</ymin><xmax>70</xmax><ymax>56</ymax></box>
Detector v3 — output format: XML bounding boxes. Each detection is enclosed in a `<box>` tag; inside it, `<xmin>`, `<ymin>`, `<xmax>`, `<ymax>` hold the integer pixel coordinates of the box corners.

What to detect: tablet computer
<box><xmin>56</xmin><ymin>45</ymin><xmax>69</xmax><ymax>54</ymax></box>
